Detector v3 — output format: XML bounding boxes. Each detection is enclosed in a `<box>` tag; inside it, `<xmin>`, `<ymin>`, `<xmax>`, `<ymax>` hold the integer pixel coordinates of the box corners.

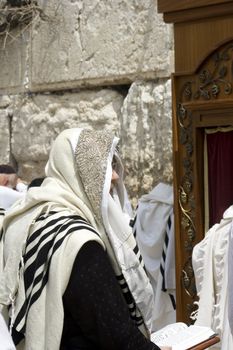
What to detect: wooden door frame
<box><xmin>173</xmin><ymin>40</ymin><xmax>233</xmax><ymax>322</ymax></box>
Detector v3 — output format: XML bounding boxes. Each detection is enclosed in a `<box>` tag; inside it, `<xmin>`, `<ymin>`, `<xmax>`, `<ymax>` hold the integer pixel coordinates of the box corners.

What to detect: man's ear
<box><xmin>0</xmin><ymin>174</ymin><xmax>9</xmax><ymax>187</ymax></box>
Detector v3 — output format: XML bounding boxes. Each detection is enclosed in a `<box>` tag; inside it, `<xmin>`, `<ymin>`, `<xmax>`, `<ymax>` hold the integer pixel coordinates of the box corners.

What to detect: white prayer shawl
<box><xmin>0</xmin><ymin>209</ymin><xmax>5</xmax><ymax>308</ymax></box>
<box><xmin>0</xmin><ymin>128</ymin><xmax>154</xmax><ymax>350</ymax></box>
<box><xmin>15</xmin><ymin>183</ymin><xmax>27</xmax><ymax>193</ymax></box>
<box><xmin>0</xmin><ymin>186</ymin><xmax>25</xmax><ymax>210</ymax></box>
<box><xmin>0</xmin><ymin>313</ymin><xmax>16</xmax><ymax>350</ymax></box>
<box><xmin>4</xmin><ymin>209</ymin><xmax>103</xmax><ymax>350</ymax></box>
<box><xmin>135</xmin><ymin>183</ymin><xmax>176</xmax><ymax>331</ymax></box>
<box><xmin>228</xmin><ymin>221</ymin><xmax>233</xmax><ymax>335</ymax></box>
<box><xmin>192</xmin><ymin>205</ymin><xmax>233</xmax><ymax>350</ymax></box>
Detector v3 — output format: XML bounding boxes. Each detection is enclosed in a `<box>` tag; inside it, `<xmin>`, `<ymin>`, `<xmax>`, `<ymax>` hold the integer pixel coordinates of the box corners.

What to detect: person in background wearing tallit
<box><xmin>0</xmin><ymin>128</ymin><xmax>171</xmax><ymax>350</ymax></box>
<box><xmin>134</xmin><ymin>183</ymin><xmax>176</xmax><ymax>331</ymax></box>
<box><xmin>192</xmin><ymin>205</ymin><xmax>233</xmax><ymax>349</ymax></box>
<box><xmin>0</xmin><ymin>164</ymin><xmax>28</xmax><ymax>193</ymax></box>
<box><xmin>0</xmin><ymin>164</ymin><xmax>27</xmax><ymax>210</ymax></box>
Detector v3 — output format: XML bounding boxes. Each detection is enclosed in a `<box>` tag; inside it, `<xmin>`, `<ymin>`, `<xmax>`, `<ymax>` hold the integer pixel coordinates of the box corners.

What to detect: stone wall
<box><xmin>0</xmin><ymin>0</ymin><xmax>174</xmax><ymax>205</ymax></box>
<box><xmin>121</xmin><ymin>79</ymin><xmax>173</xmax><ymax>205</ymax></box>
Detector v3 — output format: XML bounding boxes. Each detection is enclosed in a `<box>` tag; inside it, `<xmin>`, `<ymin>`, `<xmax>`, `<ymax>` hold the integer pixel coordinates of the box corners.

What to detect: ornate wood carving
<box><xmin>174</xmin><ymin>40</ymin><xmax>233</xmax><ymax>322</ymax></box>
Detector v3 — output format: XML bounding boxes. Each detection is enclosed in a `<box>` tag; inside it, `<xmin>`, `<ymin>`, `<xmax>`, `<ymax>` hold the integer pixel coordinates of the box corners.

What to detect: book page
<box><xmin>151</xmin><ymin>324</ymin><xmax>216</xmax><ymax>350</ymax></box>
<box><xmin>151</xmin><ymin>322</ymin><xmax>188</xmax><ymax>344</ymax></box>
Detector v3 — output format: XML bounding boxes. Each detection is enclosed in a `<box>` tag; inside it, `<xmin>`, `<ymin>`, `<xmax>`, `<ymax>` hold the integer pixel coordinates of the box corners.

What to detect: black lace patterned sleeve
<box><xmin>61</xmin><ymin>241</ymin><xmax>160</xmax><ymax>350</ymax></box>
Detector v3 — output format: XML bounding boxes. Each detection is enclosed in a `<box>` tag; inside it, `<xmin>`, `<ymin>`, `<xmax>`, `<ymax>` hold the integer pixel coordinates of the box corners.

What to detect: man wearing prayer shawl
<box><xmin>0</xmin><ymin>128</ymin><xmax>170</xmax><ymax>350</ymax></box>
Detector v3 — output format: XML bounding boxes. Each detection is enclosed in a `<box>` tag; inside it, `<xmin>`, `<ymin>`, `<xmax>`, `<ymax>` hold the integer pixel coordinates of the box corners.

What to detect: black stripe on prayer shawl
<box><xmin>132</xmin><ymin>239</ymin><xmax>144</xmax><ymax>266</ymax></box>
<box><xmin>24</xmin><ymin>216</ymin><xmax>96</xmax><ymax>266</ymax></box>
<box><xmin>160</xmin><ymin>215</ymin><xmax>171</xmax><ymax>292</ymax></box>
<box><xmin>130</xmin><ymin>218</ymin><xmax>144</xmax><ymax>268</ymax></box>
<box><xmin>169</xmin><ymin>293</ymin><xmax>176</xmax><ymax>310</ymax></box>
<box><xmin>0</xmin><ymin>207</ymin><xmax>5</xmax><ymax>215</ymax></box>
<box><xmin>35</xmin><ymin>211</ymin><xmax>58</xmax><ymax>221</ymax></box>
<box><xmin>130</xmin><ymin>207</ymin><xmax>144</xmax><ymax>264</ymax></box>
<box><xmin>130</xmin><ymin>214</ymin><xmax>137</xmax><ymax>230</ymax></box>
<box><xmin>0</xmin><ymin>208</ymin><xmax>5</xmax><ymax>241</ymax></box>
<box><xmin>24</xmin><ymin>222</ymin><xmax>97</xmax><ymax>292</ymax></box>
<box><xmin>131</xmin><ymin>209</ymin><xmax>147</xmax><ymax>272</ymax></box>
<box><xmin>133</xmin><ymin>243</ymin><xmax>139</xmax><ymax>255</ymax></box>
<box><xmin>116</xmin><ymin>273</ymin><xmax>144</xmax><ymax>326</ymax></box>
<box><xmin>130</xmin><ymin>207</ymin><xmax>138</xmax><ymax>238</ymax></box>
<box><xmin>14</xmin><ymin>214</ymin><xmax>99</xmax><ymax>333</ymax></box>
<box><xmin>14</xmin><ymin>211</ymin><xmax>145</xmax><ymax>333</ymax></box>
<box><xmin>26</xmin><ymin>214</ymin><xmax>87</xmax><ymax>247</ymax></box>
<box><xmin>159</xmin><ymin>215</ymin><xmax>176</xmax><ymax>310</ymax></box>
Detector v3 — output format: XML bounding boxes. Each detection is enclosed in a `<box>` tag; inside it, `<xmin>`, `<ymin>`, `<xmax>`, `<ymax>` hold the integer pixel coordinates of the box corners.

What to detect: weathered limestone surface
<box><xmin>0</xmin><ymin>34</ymin><xmax>27</xmax><ymax>92</ymax></box>
<box><xmin>0</xmin><ymin>1</ymin><xmax>174</xmax><ymax>204</ymax></box>
<box><xmin>0</xmin><ymin>96</ymin><xmax>11</xmax><ymax>164</ymax></box>
<box><xmin>0</xmin><ymin>79</ymin><xmax>172</xmax><ymax>204</ymax></box>
<box><xmin>0</xmin><ymin>1</ymin><xmax>173</xmax><ymax>93</ymax></box>
<box><xmin>12</xmin><ymin>89</ymin><xmax>124</xmax><ymax>180</ymax></box>
<box><xmin>0</xmin><ymin>112</ymin><xmax>10</xmax><ymax>164</ymax></box>
<box><xmin>120</xmin><ymin>79</ymin><xmax>173</xmax><ymax>204</ymax></box>
<box><xmin>30</xmin><ymin>0</ymin><xmax>173</xmax><ymax>90</ymax></box>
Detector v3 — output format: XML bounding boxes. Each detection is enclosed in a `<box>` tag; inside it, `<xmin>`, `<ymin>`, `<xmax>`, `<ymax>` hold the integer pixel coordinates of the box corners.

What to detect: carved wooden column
<box><xmin>157</xmin><ymin>0</ymin><xmax>233</xmax><ymax>323</ymax></box>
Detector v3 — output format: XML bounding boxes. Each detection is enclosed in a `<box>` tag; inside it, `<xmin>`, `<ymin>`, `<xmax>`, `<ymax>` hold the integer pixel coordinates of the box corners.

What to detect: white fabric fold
<box><xmin>192</xmin><ymin>205</ymin><xmax>233</xmax><ymax>349</ymax></box>
<box><xmin>228</xmin><ymin>221</ymin><xmax>233</xmax><ymax>335</ymax></box>
<box><xmin>135</xmin><ymin>183</ymin><xmax>176</xmax><ymax>331</ymax></box>
<box><xmin>0</xmin><ymin>313</ymin><xmax>16</xmax><ymax>350</ymax></box>
<box><xmin>0</xmin><ymin>186</ymin><xmax>25</xmax><ymax>210</ymax></box>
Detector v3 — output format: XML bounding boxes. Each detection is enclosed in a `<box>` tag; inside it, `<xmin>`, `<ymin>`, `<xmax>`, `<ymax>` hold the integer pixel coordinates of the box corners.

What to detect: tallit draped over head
<box><xmin>0</xmin><ymin>128</ymin><xmax>154</xmax><ymax>348</ymax></box>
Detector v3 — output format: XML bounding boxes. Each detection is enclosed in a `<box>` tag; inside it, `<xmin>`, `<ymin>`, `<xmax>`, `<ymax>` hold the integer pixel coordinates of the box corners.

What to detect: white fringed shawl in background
<box><xmin>192</xmin><ymin>205</ymin><xmax>233</xmax><ymax>349</ymax></box>
<box><xmin>135</xmin><ymin>183</ymin><xmax>176</xmax><ymax>331</ymax></box>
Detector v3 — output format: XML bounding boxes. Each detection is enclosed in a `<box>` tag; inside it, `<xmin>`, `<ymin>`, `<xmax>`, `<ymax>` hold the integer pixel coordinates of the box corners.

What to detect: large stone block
<box><xmin>30</xmin><ymin>0</ymin><xmax>173</xmax><ymax>91</ymax></box>
<box><xmin>120</xmin><ymin>79</ymin><xmax>173</xmax><ymax>205</ymax></box>
<box><xmin>12</xmin><ymin>88</ymin><xmax>124</xmax><ymax>180</ymax></box>
<box><xmin>0</xmin><ymin>31</ymin><xmax>28</xmax><ymax>93</ymax></box>
<box><xmin>11</xmin><ymin>81</ymin><xmax>173</xmax><ymax>203</ymax></box>
<box><xmin>0</xmin><ymin>109</ymin><xmax>10</xmax><ymax>164</ymax></box>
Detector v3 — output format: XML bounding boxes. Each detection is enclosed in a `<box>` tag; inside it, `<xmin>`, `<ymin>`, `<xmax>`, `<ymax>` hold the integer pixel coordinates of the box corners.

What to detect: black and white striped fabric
<box><xmin>132</xmin><ymin>200</ymin><xmax>176</xmax><ymax>316</ymax></box>
<box><xmin>13</xmin><ymin>211</ymin><xmax>144</xmax><ymax>334</ymax></box>
<box><xmin>0</xmin><ymin>207</ymin><xmax>5</xmax><ymax>241</ymax></box>
<box><xmin>130</xmin><ymin>211</ymin><xmax>150</xmax><ymax>276</ymax></box>
<box><xmin>115</xmin><ymin>218</ymin><xmax>145</xmax><ymax>328</ymax></box>
<box><xmin>159</xmin><ymin>215</ymin><xmax>176</xmax><ymax>310</ymax></box>
<box><xmin>0</xmin><ymin>207</ymin><xmax>5</xmax><ymax>217</ymax></box>
<box><xmin>130</xmin><ymin>209</ymin><xmax>145</xmax><ymax>268</ymax></box>
<box><xmin>129</xmin><ymin>208</ymin><xmax>137</xmax><ymax>237</ymax></box>
<box><xmin>116</xmin><ymin>274</ymin><xmax>144</xmax><ymax>327</ymax></box>
<box><xmin>160</xmin><ymin>215</ymin><xmax>171</xmax><ymax>291</ymax></box>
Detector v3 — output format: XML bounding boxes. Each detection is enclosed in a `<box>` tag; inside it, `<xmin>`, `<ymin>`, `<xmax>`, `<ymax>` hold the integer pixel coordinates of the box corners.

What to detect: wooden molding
<box><xmin>157</xmin><ymin>1</ymin><xmax>233</xmax><ymax>23</ymax></box>
<box><xmin>157</xmin><ymin>0</ymin><xmax>232</xmax><ymax>13</ymax></box>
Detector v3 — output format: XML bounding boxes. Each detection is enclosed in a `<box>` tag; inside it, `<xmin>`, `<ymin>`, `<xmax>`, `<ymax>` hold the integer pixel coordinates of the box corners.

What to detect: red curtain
<box><xmin>207</xmin><ymin>130</ymin><xmax>233</xmax><ymax>227</ymax></box>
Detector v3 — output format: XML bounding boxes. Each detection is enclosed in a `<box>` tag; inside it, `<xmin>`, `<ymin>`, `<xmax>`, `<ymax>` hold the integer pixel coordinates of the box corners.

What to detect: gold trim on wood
<box><xmin>180</xmin><ymin>43</ymin><xmax>233</xmax><ymax>103</ymax></box>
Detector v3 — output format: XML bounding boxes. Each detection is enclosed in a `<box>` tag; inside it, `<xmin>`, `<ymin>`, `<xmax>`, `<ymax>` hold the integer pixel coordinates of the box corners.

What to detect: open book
<box><xmin>151</xmin><ymin>322</ymin><xmax>218</xmax><ymax>350</ymax></box>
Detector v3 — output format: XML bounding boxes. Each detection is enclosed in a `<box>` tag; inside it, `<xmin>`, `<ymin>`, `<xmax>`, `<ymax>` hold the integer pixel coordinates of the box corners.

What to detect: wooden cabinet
<box><xmin>158</xmin><ymin>0</ymin><xmax>233</xmax><ymax>323</ymax></box>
